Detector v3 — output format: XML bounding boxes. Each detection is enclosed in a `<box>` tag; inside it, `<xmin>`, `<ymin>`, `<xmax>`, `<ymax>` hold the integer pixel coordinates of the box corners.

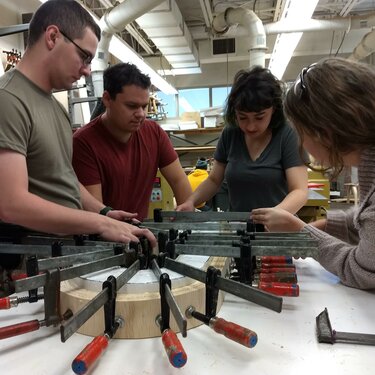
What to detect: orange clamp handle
<box><xmin>0</xmin><ymin>319</ymin><xmax>40</xmax><ymax>340</ymax></box>
<box><xmin>209</xmin><ymin>317</ymin><xmax>258</xmax><ymax>348</ymax></box>
<box><xmin>0</xmin><ymin>297</ymin><xmax>11</xmax><ymax>310</ymax></box>
<box><xmin>258</xmin><ymin>281</ymin><xmax>299</xmax><ymax>297</ymax></box>
<box><xmin>72</xmin><ymin>335</ymin><xmax>109</xmax><ymax>375</ymax></box>
<box><xmin>161</xmin><ymin>329</ymin><xmax>187</xmax><ymax>368</ymax></box>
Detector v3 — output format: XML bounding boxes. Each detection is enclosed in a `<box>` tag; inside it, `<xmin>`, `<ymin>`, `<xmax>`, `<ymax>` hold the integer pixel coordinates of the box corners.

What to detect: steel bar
<box><xmin>151</xmin><ymin>259</ymin><xmax>187</xmax><ymax>337</ymax></box>
<box><xmin>334</xmin><ymin>331</ymin><xmax>375</xmax><ymax>345</ymax></box>
<box><xmin>60</xmin><ymin>260</ymin><xmax>140</xmax><ymax>342</ymax></box>
<box><xmin>143</xmin><ymin>222</ymin><xmax>247</xmax><ymax>232</ymax></box>
<box><xmin>38</xmin><ymin>249</ymin><xmax>116</xmax><ymax>270</ymax></box>
<box><xmin>14</xmin><ymin>254</ymin><xmax>127</xmax><ymax>293</ymax></box>
<box><xmin>0</xmin><ymin>243</ymin><xmax>115</xmax><ymax>256</ymax></box>
<box><xmin>181</xmin><ymin>239</ymin><xmax>317</xmax><ymax>247</ymax></box>
<box><xmin>164</xmin><ymin>258</ymin><xmax>282</xmax><ymax>313</ymax></box>
<box><xmin>173</xmin><ymin>244</ymin><xmax>318</xmax><ymax>258</ymax></box>
<box><xmin>158</xmin><ymin>211</ymin><xmax>251</xmax><ymax>222</ymax></box>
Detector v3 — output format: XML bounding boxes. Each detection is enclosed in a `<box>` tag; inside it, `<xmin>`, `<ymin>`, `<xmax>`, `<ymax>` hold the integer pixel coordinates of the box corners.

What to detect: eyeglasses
<box><xmin>59</xmin><ymin>30</ymin><xmax>93</xmax><ymax>66</ymax></box>
<box><xmin>293</xmin><ymin>63</ymin><xmax>317</xmax><ymax>98</ymax></box>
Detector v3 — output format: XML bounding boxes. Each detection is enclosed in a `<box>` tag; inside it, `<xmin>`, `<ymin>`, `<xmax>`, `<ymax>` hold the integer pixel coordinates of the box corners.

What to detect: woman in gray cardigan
<box><xmin>251</xmin><ymin>57</ymin><xmax>375</xmax><ymax>290</ymax></box>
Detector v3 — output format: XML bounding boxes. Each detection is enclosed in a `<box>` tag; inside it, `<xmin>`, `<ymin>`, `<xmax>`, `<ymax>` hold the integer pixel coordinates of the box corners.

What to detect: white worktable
<box><xmin>1</xmin><ymin>258</ymin><xmax>374</xmax><ymax>375</ymax></box>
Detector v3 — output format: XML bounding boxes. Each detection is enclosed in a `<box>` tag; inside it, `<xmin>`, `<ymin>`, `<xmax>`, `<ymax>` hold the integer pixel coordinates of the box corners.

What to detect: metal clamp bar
<box><xmin>14</xmin><ymin>254</ymin><xmax>128</xmax><ymax>293</ymax></box>
<box><xmin>60</xmin><ymin>260</ymin><xmax>140</xmax><ymax>342</ymax></box>
<box><xmin>151</xmin><ymin>259</ymin><xmax>187</xmax><ymax>337</ymax></box>
<box><xmin>164</xmin><ymin>258</ymin><xmax>282</xmax><ymax>313</ymax></box>
<box><xmin>157</xmin><ymin>211</ymin><xmax>251</xmax><ymax>222</ymax></box>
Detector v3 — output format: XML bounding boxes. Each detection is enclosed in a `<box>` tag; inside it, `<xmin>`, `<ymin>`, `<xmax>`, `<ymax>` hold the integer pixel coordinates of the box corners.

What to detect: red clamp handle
<box><xmin>258</xmin><ymin>282</ymin><xmax>299</xmax><ymax>297</ymax></box>
<box><xmin>0</xmin><ymin>319</ymin><xmax>40</xmax><ymax>340</ymax></box>
<box><xmin>257</xmin><ymin>272</ymin><xmax>297</xmax><ymax>283</ymax></box>
<box><xmin>72</xmin><ymin>335</ymin><xmax>109</xmax><ymax>375</ymax></box>
<box><xmin>161</xmin><ymin>329</ymin><xmax>187</xmax><ymax>368</ymax></box>
<box><xmin>257</xmin><ymin>267</ymin><xmax>296</xmax><ymax>273</ymax></box>
<box><xmin>0</xmin><ymin>297</ymin><xmax>11</xmax><ymax>310</ymax></box>
<box><xmin>209</xmin><ymin>317</ymin><xmax>258</xmax><ymax>348</ymax></box>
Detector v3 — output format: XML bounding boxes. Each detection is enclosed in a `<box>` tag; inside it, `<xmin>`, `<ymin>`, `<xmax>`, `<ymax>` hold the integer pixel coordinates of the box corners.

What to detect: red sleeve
<box><xmin>72</xmin><ymin>125</ymin><xmax>102</xmax><ymax>186</ymax></box>
<box><xmin>155</xmin><ymin>122</ymin><xmax>178</xmax><ymax>168</ymax></box>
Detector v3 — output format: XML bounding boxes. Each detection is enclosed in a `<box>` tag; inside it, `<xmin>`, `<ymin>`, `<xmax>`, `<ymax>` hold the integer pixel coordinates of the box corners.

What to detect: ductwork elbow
<box><xmin>212</xmin><ymin>7</ymin><xmax>267</xmax><ymax>67</ymax></box>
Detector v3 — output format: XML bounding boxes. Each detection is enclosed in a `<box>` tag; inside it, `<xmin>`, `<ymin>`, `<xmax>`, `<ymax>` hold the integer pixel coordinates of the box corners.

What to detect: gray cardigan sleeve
<box><xmin>303</xmin><ymin>195</ymin><xmax>375</xmax><ymax>289</ymax></box>
<box><xmin>325</xmin><ymin>206</ymin><xmax>359</xmax><ymax>244</ymax></box>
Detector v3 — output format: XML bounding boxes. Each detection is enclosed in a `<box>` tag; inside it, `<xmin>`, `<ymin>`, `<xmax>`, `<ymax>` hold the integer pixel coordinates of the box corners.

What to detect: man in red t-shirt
<box><xmin>73</xmin><ymin>63</ymin><xmax>191</xmax><ymax>221</ymax></box>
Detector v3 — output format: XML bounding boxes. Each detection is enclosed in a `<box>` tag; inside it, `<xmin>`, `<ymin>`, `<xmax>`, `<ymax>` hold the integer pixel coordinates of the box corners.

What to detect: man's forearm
<box><xmin>80</xmin><ymin>183</ymin><xmax>105</xmax><ymax>213</ymax></box>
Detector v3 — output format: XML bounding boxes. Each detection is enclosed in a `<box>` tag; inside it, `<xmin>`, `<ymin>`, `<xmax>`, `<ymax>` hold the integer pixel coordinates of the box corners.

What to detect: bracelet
<box><xmin>99</xmin><ymin>206</ymin><xmax>113</xmax><ymax>216</ymax></box>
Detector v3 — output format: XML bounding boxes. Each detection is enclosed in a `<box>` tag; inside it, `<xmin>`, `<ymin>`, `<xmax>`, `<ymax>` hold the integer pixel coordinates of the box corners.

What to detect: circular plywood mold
<box><xmin>60</xmin><ymin>255</ymin><xmax>229</xmax><ymax>339</ymax></box>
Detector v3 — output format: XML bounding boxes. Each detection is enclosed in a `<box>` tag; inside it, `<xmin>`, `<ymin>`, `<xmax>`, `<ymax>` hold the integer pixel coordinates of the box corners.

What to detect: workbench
<box><xmin>1</xmin><ymin>258</ymin><xmax>374</xmax><ymax>375</ymax></box>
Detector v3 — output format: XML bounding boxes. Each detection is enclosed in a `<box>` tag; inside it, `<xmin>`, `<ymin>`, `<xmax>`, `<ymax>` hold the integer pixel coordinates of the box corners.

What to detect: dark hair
<box><xmin>104</xmin><ymin>63</ymin><xmax>151</xmax><ymax>100</ymax></box>
<box><xmin>27</xmin><ymin>0</ymin><xmax>101</xmax><ymax>47</ymax></box>
<box><xmin>285</xmin><ymin>57</ymin><xmax>375</xmax><ymax>178</ymax></box>
<box><xmin>224</xmin><ymin>66</ymin><xmax>286</xmax><ymax>129</ymax></box>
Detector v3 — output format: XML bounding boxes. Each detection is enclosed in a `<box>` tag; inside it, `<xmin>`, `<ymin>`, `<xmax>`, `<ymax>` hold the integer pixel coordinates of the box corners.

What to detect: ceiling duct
<box><xmin>136</xmin><ymin>0</ymin><xmax>201</xmax><ymax>73</ymax></box>
<box><xmin>91</xmin><ymin>0</ymin><xmax>166</xmax><ymax>97</ymax></box>
<box><xmin>212</xmin><ymin>7</ymin><xmax>267</xmax><ymax>68</ymax></box>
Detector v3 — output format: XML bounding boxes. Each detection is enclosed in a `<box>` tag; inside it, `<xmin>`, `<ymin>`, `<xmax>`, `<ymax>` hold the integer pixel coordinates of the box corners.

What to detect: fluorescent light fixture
<box><xmin>158</xmin><ymin>67</ymin><xmax>202</xmax><ymax>76</ymax></box>
<box><xmin>268</xmin><ymin>0</ymin><xmax>319</xmax><ymax>79</ymax></box>
<box><xmin>109</xmin><ymin>35</ymin><xmax>177</xmax><ymax>94</ymax></box>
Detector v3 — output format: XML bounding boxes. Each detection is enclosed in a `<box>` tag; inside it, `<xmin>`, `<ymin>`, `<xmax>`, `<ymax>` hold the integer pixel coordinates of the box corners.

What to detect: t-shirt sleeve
<box><xmin>157</xmin><ymin>124</ymin><xmax>179</xmax><ymax>168</ymax></box>
<box><xmin>72</xmin><ymin>133</ymin><xmax>101</xmax><ymax>185</ymax></box>
<box><xmin>281</xmin><ymin>125</ymin><xmax>308</xmax><ymax>169</ymax></box>
<box><xmin>0</xmin><ymin>91</ymin><xmax>31</xmax><ymax>155</ymax></box>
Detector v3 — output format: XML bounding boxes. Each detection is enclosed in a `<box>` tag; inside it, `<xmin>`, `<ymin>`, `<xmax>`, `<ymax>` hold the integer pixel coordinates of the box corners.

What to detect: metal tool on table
<box><xmin>185</xmin><ymin>266</ymin><xmax>258</xmax><ymax>348</ymax></box>
<box><xmin>316</xmin><ymin>308</ymin><xmax>375</xmax><ymax>346</ymax></box>
<box><xmin>152</xmin><ymin>257</ymin><xmax>187</xmax><ymax>368</ymax></box>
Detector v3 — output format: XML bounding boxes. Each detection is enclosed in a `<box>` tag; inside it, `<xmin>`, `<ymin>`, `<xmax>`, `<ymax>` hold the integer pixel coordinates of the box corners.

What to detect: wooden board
<box><xmin>60</xmin><ymin>256</ymin><xmax>229</xmax><ymax>339</ymax></box>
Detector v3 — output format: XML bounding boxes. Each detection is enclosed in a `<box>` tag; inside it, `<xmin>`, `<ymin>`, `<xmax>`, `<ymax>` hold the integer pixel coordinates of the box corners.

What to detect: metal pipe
<box><xmin>212</xmin><ymin>7</ymin><xmax>267</xmax><ymax>68</ymax></box>
<box><xmin>91</xmin><ymin>0</ymin><xmax>165</xmax><ymax>97</ymax></box>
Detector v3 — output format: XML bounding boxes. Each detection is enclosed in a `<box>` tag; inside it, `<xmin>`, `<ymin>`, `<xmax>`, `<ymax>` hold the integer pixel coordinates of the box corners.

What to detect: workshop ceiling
<box><xmin>76</xmin><ymin>0</ymin><xmax>375</xmax><ymax>80</ymax></box>
<box><xmin>3</xmin><ymin>0</ymin><xmax>375</xmax><ymax>82</ymax></box>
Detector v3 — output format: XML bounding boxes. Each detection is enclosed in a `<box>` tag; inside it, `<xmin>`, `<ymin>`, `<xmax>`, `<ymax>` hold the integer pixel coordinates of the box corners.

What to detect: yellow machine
<box><xmin>298</xmin><ymin>168</ymin><xmax>330</xmax><ymax>223</ymax></box>
<box><xmin>147</xmin><ymin>170</ymin><xmax>175</xmax><ymax>219</ymax></box>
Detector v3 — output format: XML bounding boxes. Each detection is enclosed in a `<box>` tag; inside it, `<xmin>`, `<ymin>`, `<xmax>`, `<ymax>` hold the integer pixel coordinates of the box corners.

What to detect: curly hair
<box><xmin>224</xmin><ymin>66</ymin><xmax>286</xmax><ymax>129</ymax></box>
<box><xmin>285</xmin><ymin>57</ymin><xmax>375</xmax><ymax>178</ymax></box>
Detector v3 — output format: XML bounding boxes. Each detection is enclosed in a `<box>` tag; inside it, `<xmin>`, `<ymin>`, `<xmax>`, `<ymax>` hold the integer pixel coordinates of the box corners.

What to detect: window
<box><xmin>155</xmin><ymin>91</ymin><xmax>177</xmax><ymax>118</ymax></box>
<box><xmin>178</xmin><ymin>88</ymin><xmax>209</xmax><ymax>115</ymax></box>
<box><xmin>212</xmin><ymin>86</ymin><xmax>231</xmax><ymax>108</ymax></box>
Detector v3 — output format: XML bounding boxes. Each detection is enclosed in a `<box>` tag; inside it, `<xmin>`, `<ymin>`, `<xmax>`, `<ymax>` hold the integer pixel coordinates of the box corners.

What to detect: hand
<box><xmin>99</xmin><ymin>216</ymin><xmax>157</xmax><ymax>248</ymax></box>
<box><xmin>106</xmin><ymin>210</ymin><xmax>140</xmax><ymax>224</ymax></box>
<box><xmin>176</xmin><ymin>201</ymin><xmax>196</xmax><ymax>212</ymax></box>
<box><xmin>250</xmin><ymin>207</ymin><xmax>305</xmax><ymax>232</ymax></box>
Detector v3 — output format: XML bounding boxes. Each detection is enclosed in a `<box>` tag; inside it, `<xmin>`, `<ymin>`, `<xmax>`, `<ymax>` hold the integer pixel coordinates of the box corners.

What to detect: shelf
<box><xmin>174</xmin><ymin>146</ymin><xmax>216</xmax><ymax>153</ymax></box>
<box><xmin>167</xmin><ymin>127</ymin><xmax>223</xmax><ymax>135</ymax></box>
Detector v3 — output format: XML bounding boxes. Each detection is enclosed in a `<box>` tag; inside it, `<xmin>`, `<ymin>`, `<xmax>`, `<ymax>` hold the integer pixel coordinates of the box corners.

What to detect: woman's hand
<box><xmin>176</xmin><ymin>201</ymin><xmax>196</xmax><ymax>212</ymax></box>
<box><xmin>251</xmin><ymin>207</ymin><xmax>305</xmax><ymax>232</ymax></box>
